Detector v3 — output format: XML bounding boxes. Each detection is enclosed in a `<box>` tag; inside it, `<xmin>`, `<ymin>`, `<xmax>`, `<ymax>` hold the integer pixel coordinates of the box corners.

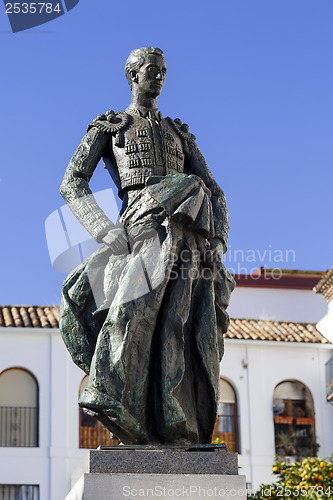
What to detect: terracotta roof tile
<box><xmin>2</xmin><ymin>307</ymin><xmax>14</xmax><ymax>328</ymax></box>
<box><xmin>11</xmin><ymin>307</ymin><xmax>23</xmax><ymax>327</ymax></box>
<box><xmin>20</xmin><ymin>306</ymin><xmax>32</xmax><ymax>328</ymax></box>
<box><xmin>44</xmin><ymin>307</ymin><xmax>58</xmax><ymax>328</ymax></box>
<box><xmin>27</xmin><ymin>307</ymin><xmax>41</xmax><ymax>328</ymax></box>
<box><xmin>0</xmin><ymin>306</ymin><xmax>60</xmax><ymax>329</ymax></box>
<box><xmin>226</xmin><ymin>318</ymin><xmax>330</xmax><ymax>344</ymax></box>
<box><xmin>0</xmin><ymin>306</ymin><xmax>330</xmax><ymax>344</ymax></box>
<box><xmin>36</xmin><ymin>307</ymin><xmax>49</xmax><ymax>328</ymax></box>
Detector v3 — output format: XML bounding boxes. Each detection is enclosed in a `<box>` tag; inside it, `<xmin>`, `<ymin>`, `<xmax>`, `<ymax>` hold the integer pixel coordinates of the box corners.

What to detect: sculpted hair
<box><xmin>125</xmin><ymin>47</ymin><xmax>165</xmax><ymax>88</ymax></box>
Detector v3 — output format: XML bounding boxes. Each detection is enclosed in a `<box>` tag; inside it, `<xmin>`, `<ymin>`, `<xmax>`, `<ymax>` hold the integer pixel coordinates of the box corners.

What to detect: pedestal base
<box><xmin>67</xmin><ymin>473</ymin><xmax>247</xmax><ymax>500</ymax></box>
<box><xmin>66</xmin><ymin>446</ymin><xmax>247</xmax><ymax>500</ymax></box>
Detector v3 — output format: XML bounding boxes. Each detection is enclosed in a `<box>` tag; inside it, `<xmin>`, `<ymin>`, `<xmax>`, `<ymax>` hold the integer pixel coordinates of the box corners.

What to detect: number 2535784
<box><xmin>5</xmin><ymin>3</ymin><xmax>62</xmax><ymax>14</ymax></box>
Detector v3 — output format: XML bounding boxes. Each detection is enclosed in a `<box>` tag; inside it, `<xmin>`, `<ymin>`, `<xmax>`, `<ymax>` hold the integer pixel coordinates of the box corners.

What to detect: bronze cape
<box><xmin>60</xmin><ymin>173</ymin><xmax>235</xmax><ymax>444</ymax></box>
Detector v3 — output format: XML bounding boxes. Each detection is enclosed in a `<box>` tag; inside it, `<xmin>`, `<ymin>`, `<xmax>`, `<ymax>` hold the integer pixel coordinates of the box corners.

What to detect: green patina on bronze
<box><xmin>59</xmin><ymin>47</ymin><xmax>235</xmax><ymax>445</ymax></box>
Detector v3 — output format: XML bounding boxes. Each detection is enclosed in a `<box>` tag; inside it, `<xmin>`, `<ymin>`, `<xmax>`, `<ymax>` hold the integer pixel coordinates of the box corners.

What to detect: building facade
<box><xmin>0</xmin><ymin>269</ymin><xmax>332</xmax><ymax>498</ymax></box>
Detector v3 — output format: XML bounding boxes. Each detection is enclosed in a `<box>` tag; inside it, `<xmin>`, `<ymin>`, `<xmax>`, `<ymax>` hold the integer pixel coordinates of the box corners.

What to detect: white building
<box><xmin>221</xmin><ymin>268</ymin><xmax>333</xmax><ymax>490</ymax></box>
<box><xmin>0</xmin><ymin>268</ymin><xmax>332</xmax><ymax>499</ymax></box>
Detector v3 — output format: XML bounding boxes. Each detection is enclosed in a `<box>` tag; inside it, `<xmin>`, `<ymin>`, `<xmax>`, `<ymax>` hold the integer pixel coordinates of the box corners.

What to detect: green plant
<box><xmin>248</xmin><ymin>454</ymin><xmax>333</xmax><ymax>499</ymax></box>
<box><xmin>212</xmin><ymin>436</ymin><xmax>225</xmax><ymax>445</ymax></box>
<box><xmin>275</xmin><ymin>433</ymin><xmax>319</xmax><ymax>461</ymax></box>
<box><xmin>276</xmin><ymin>432</ymin><xmax>296</xmax><ymax>456</ymax></box>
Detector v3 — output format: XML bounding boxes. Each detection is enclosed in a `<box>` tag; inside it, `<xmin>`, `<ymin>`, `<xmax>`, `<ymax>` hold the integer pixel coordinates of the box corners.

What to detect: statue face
<box><xmin>134</xmin><ymin>54</ymin><xmax>167</xmax><ymax>97</ymax></box>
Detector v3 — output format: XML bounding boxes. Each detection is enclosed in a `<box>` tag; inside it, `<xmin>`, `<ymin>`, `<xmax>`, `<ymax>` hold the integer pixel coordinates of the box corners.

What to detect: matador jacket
<box><xmin>60</xmin><ymin>106</ymin><xmax>229</xmax><ymax>249</ymax></box>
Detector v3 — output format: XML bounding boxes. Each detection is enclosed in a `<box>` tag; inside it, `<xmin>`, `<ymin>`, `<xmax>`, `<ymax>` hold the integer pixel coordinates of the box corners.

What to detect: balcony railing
<box><xmin>79</xmin><ymin>409</ymin><xmax>119</xmax><ymax>448</ymax></box>
<box><xmin>0</xmin><ymin>406</ymin><xmax>38</xmax><ymax>447</ymax></box>
<box><xmin>0</xmin><ymin>484</ymin><xmax>39</xmax><ymax>499</ymax></box>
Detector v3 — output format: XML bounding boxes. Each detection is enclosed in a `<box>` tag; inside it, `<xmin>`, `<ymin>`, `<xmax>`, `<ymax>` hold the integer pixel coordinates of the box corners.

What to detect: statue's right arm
<box><xmin>60</xmin><ymin>127</ymin><xmax>115</xmax><ymax>243</ymax></box>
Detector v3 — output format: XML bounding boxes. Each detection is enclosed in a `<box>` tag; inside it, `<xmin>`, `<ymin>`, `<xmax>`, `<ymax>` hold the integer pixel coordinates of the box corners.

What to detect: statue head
<box><xmin>125</xmin><ymin>47</ymin><xmax>167</xmax><ymax>97</ymax></box>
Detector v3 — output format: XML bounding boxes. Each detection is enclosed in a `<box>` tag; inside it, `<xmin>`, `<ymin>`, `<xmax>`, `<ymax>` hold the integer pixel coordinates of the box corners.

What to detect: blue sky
<box><xmin>0</xmin><ymin>0</ymin><xmax>332</xmax><ymax>305</ymax></box>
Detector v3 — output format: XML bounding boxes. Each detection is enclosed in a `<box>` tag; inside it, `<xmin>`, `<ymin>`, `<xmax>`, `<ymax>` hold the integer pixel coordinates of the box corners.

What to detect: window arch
<box><xmin>78</xmin><ymin>376</ymin><xmax>119</xmax><ymax>448</ymax></box>
<box><xmin>273</xmin><ymin>380</ymin><xmax>316</xmax><ymax>458</ymax></box>
<box><xmin>212</xmin><ymin>378</ymin><xmax>239</xmax><ymax>452</ymax></box>
<box><xmin>0</xmin><ymin>367</ymin><xmax>39</xmax><ymax>447</ymax></box>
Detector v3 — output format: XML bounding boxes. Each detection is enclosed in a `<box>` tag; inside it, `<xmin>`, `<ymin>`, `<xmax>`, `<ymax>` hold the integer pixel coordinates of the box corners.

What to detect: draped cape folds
<box><xmin>60</xmin><ymin>173</ymin><xmax>235</xmax><ymax>445</ymax></box>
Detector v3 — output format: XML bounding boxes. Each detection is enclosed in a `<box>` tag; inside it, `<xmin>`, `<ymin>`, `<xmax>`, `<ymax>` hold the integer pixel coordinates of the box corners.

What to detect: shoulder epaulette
<box><xmin>166</xmin><ymin>117</ymin><xmax>196</xmax><ymax>144</ymax></box>
<box><xmin>87</xmin><ymin>110</ymin><xmax>129</xmax><ymax>146</ymax></box>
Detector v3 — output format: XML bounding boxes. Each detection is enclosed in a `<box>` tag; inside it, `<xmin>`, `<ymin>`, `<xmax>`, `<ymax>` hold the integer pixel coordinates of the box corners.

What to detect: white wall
<box><xmin>0</xmin><ymin>328</ymin><xmax>86</xmax><ymax>500</ymax></box>
<box><xmin>317</xmin><ymin>300</ymin><xmax>333</xmax><ymax>343</ymax></box>
<box><xmin>228</xmin><ymin>288</ymin><xmax>328</xmax><ymax>323</ymax></box>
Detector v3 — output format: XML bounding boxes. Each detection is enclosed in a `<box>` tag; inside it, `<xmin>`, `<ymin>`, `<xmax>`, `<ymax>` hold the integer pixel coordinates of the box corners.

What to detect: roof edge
<box><xmin>233</xmin><ymin>267</ymin><xmax>326</xmax><ymax>290</ymax></box>
<box><xmin>313</xmin><ymin>267</ymin><xmax>333</xmax><ymax>303</ymax></box>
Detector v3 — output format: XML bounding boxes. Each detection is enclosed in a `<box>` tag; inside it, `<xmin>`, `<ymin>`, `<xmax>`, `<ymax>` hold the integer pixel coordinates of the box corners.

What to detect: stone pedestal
<box><xmin>66</xmin><ymin>446</ymin><xmax>247</xmax><ymax>500</ymax></box>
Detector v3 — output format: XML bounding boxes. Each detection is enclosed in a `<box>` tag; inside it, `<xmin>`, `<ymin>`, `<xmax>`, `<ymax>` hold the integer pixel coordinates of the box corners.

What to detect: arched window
<box><xmin>0</xmin><ymin>368</ymin><xmax>38</xmax><ymax>447</ymax></box>
<box><xmin>79</xmin><ymin>376</ymin><xmax>120</xmax><ymax>448</ymax></box>
<box><xmin>212</xmin><ymin>378</ymin><xmax>239</xmax><ymax>452</ymax></box>
<box><xmin>273</xmin><ymin>380</ymin><xmax>316</xmax><ymax>458</ymax></box>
